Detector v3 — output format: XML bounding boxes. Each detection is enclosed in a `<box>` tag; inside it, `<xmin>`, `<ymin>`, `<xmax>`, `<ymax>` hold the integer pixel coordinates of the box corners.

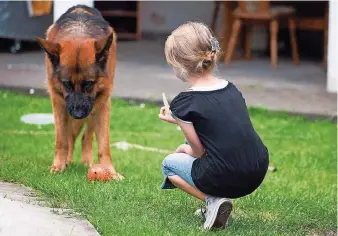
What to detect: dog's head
<box><xmin>36</xmin><ymin>33</ymin><xmax>114</xmax><ymax>119</ymax></box>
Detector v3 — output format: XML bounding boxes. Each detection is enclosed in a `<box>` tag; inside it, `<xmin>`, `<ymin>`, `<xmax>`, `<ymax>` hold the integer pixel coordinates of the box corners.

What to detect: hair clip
<box><xmin>211</xmin><ymin>37</ymin><xmax>220</xmax><ymax>53</ymax></box>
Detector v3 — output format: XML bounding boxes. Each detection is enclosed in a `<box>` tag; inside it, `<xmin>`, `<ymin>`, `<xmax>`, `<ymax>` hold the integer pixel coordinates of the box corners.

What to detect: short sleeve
<box><xmin>170</xmin><ymin>93</ymin><xmax>195</xmax><ymax>124</ymax></box>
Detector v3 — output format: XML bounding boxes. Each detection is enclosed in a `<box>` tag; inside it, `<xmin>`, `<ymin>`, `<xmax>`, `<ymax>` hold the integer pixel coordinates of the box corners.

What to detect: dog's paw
<box><xmin>81</xmin><ymin>159</ymin><xmax>94</xmax><ymax>167</ymax></box>
<box><xmin>66</xmin><ymin>159</ymin><xmax>74</xmax><ymax>166</ymax></box>
<box><xmin>103</xmin><ymin>164</ymin><xmax>124</xmax><ymax>181</ymax></box>
<box><xmin>50</xmin><ymin>160</ymin><xmax>66</xmax><ymax>173</ymax></box>
<box><xmin>81</xmin><ymin>154</ymin><xmax>93</xmax><ymax>167</ymax></box>
<box><xmin>111</xmin><ymin>172</ymin><xmax>124</xmax><ymax>181</ymax></box>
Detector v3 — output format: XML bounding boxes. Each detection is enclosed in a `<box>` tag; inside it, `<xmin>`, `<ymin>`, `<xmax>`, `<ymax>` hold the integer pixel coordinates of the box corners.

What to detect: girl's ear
<box><xmin>36</xmin><ymin>37</ymin><xmax>60</xmax><ymax>68</ymax></box>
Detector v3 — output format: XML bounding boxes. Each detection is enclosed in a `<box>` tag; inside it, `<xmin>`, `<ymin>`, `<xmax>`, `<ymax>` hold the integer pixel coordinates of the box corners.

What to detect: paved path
<box><xmin>0</xmin><ymin>41</ymin><xmax>336</xmax><ymax>118</ymax></box>
<box><xmin>0</xmin><ymin>182</ymin><xmax>99</xmax><ymax>236</ymax></box>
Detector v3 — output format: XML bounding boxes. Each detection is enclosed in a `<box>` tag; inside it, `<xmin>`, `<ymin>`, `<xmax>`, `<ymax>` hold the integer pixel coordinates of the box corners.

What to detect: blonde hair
<box><xmin>164</xmin><ymin>22</ymin><xmax>221</xmax><ymax>79</ymax></box>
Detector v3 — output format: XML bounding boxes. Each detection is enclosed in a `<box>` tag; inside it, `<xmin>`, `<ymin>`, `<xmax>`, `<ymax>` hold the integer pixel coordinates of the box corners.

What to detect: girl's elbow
<box><xmin>195</xmin><ymin>149</ymin><xmax>205</xmax><ymax>158</ymax></box>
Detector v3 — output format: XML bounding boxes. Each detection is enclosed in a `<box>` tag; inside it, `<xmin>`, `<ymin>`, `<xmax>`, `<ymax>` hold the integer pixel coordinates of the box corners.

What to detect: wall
<box><xmin>327</xmin><ymin>0</ymin><xmax>338</xmax><ymax>93</ymax></box>
<box><xmin>53</xmin><ymin>0</ymin><xmax>93</xmax><ymax>22</ymax></box>
<box><xmin>140</xmin><ymin>1</ymin><xmax>266</xmax><ymax>50</ymax></box>
<box><xmin>140</xmin><ymin>1</ymin><xmax>218</xmax><ymax>33</ymax></box>
<box><xmin>53</xmin><ymin>1</ymin><xmax>266</xmax><ymax>50</ymax></box>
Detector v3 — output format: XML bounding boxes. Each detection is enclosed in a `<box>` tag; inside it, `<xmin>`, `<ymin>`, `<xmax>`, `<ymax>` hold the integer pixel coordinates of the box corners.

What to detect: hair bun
<box><xmin>201</xmin><ymin>52</ymin><xmax>215</xmax><ymax>70</ymax></box>
<box><xmin>202</xmin><ymin>59</ymin><xmax>212</xmax><ymax>69</ymax></box>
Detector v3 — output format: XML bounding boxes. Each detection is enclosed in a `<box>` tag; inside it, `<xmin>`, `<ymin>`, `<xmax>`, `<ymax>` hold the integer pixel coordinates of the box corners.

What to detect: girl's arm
<box><xmin>175</xmin><ymin>119</ymin><xmax>205</xmax><ymax>158</ymax></box>
<box><xmin>158</xmin><ymin>106</ymin><xmax>204</xmax><ymax>157</ymax></box>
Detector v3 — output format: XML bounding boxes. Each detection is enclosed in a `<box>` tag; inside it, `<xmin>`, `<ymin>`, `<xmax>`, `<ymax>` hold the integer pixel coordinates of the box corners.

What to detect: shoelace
<box><xmin>200</xmin><ymin>205</ymin><xmax>207</xmax><ymax>220</ymax></box>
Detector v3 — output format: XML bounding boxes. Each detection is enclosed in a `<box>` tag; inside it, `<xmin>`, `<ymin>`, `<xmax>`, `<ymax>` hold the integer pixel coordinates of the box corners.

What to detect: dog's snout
<box><xmin>72</xmin><ymin>107</ymin><xmax>87</xmax><ymax>119</ymax></box>
<box><xmin>66</xmin><ymin>93</ymin><xmax>94</xmax><ymax>119</ymax></box>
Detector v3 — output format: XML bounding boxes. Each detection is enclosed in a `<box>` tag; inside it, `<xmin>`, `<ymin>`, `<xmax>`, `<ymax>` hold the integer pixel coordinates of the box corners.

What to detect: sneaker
<box><xmin>194</xmin><ymin>205</ymin><xmax>206</xmax><ymax>219</ymax></box>
<box><xmin>203</xmin><ymin>197</ymin><xmax>232</xmax><ymax>230</ymax></box>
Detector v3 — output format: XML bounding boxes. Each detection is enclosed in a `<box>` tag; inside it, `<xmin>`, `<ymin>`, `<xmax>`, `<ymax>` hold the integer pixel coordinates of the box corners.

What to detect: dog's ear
<box><xmin>36</xmin><ymin>37</ymin><xmax>60</xmax><ymax>68</ymax></box>
<box><xmin>95</xmin><ymin>33</ymin><xmax>113</xmax><ymax>70</ymax></box>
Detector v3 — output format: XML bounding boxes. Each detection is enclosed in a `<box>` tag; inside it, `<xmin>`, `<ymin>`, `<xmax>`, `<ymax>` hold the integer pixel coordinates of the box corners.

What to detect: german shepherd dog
<box><xmin>37</xmin><ymin>5</ymin><xmax>123</xmax><ymax>180</ymax></box>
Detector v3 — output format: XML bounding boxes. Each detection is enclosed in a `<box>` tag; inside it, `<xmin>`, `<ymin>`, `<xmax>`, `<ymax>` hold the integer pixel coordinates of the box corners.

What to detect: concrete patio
<box><xmin>0</xmin><ymin>182</ymin><xmax>99</xmax><ymax>236</ymax></box>
<box><xmin>0</xmin><ymin>40</ymin><xmax>336</xmax><ymax>119</ymax></box>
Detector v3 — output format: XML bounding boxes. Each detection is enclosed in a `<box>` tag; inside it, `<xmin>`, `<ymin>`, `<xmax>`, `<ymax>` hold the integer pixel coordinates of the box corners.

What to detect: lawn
<box><xmin>0</xmin><ymin>90</ymin><xmax>336</xmax><ymax>236</ymax></box>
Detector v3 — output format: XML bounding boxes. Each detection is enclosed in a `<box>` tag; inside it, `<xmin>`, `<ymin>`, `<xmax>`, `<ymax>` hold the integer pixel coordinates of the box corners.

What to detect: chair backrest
<box><xmin>237</xmin><ymin>1</ymin><xmax>271</xmax><ymax>14</ymax></box>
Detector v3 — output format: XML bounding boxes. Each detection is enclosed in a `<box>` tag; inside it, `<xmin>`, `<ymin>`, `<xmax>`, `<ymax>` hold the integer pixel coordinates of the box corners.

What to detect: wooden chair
<box><xmin>224</xmin><ymin>1</ymin><xmax>300</xmax><ymax>68</ymax></box>
<box><xmin>211</xmin><ymin>1</ymin><xmax>242</xmax><ymax>60</ymax></box>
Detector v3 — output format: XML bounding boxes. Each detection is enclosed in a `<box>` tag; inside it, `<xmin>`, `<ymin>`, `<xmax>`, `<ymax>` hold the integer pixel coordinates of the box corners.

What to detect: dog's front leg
<box><xmin>94</xmin><ymin>99</ymin><xmax>124</xmax><ymax>180</ymax></box>
<box><xmin>81</xmin><ymin>116</ymin><xmax>94</xmax><ymax>166</ymax></box>
<box><xmin>50</xmin><ymin>95</ymin><xmax>68</xmax><ymax>173</ymax></box>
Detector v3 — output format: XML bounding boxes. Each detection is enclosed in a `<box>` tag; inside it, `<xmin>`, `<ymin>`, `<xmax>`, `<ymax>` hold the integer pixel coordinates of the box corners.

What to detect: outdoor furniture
<box><xmin>211</xmin><ymin>1</ymin><xmax>242</xmax><ymax>61</ymax></box>
<box><xmin>223</xmin><ymin>1</ymin><xmax>299</xmax><ymax>68</ymax></box>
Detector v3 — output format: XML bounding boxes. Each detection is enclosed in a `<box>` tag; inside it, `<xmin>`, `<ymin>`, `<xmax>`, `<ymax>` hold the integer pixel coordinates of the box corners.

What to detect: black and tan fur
<box><xmin>36</xmin><ymin>5</ymin><xmax>123</xmax><ymax>180</ymax></box>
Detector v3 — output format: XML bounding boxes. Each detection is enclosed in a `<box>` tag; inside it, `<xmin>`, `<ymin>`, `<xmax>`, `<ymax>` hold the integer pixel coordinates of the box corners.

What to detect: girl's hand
<box><xmin>158</xmin><ymin>106</ymin><xmax>177</xmax><ymax>124</ymax></box>
<box><xmin>175</xmin><ymin>144</ymin><xmax>191</xmax><ymax>153</ymax></box>
<box><xmin>175</xmin><ymin>144</ymin><xmax>204</xmax><ymax>158</ymax></box>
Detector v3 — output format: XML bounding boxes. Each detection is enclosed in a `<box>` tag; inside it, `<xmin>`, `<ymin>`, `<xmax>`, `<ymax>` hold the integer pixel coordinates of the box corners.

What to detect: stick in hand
<box><xmin>162</xmin><ymin>92</ymin><xmax>170</xmax><ymax>114</ymax></box>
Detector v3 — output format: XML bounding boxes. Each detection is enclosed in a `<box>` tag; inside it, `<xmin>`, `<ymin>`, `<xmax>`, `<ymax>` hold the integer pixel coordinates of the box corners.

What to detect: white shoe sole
<box><xmin>203</xmin><ymin>199</ymin><xmax>232</xmax><ymax>230</ymax></box>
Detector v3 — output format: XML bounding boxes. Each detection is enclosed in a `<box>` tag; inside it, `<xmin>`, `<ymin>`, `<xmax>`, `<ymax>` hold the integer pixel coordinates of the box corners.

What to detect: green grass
<box><xmin>0</xmin><ymin>90</ymin><xmax>336</xmax><ymax>236</ymax></box>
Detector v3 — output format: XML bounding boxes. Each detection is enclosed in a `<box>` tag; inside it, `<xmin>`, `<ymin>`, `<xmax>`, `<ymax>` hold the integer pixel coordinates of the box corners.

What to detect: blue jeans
<box><xmin>161</xmin><ymin>152</ymin><xmax>197</xmax><ymax>189</ymax></box>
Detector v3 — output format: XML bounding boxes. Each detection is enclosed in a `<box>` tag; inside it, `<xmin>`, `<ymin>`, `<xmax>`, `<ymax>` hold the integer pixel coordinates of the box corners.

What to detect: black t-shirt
<box><xmin>170</xmin><ymin>82</ymin><xmax>269</xmax><ymax>198</ymax></box>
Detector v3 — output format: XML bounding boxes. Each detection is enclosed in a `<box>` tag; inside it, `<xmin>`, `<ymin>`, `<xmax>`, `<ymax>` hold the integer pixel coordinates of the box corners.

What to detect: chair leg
<box><xmin>224</xmin><ymin>19</ymin><xmax>242</xmax><ymax>65</ymax></box>
<box><xmin>288</xmin><ymin>18</ymin><xmax>299</xmax><ymax>65</ymax></box>
<box><xmin>233</xmin><ymin>29</ymin><xmax>242</xmax><ymax>60</ymax></box>
<box><xmin>211</xmin><ymin>1</ymin><xmax>221</xmax><ymax>33</ymax></box>
<box><xmin>244</xmin><ymin>25</ymin><xmax>252</xmax><ymax>60</ymax></box>
<box><xmin>270</xmin><ymin>20</ymin><xmax>279</xmax><ymax>68</ymax></box>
